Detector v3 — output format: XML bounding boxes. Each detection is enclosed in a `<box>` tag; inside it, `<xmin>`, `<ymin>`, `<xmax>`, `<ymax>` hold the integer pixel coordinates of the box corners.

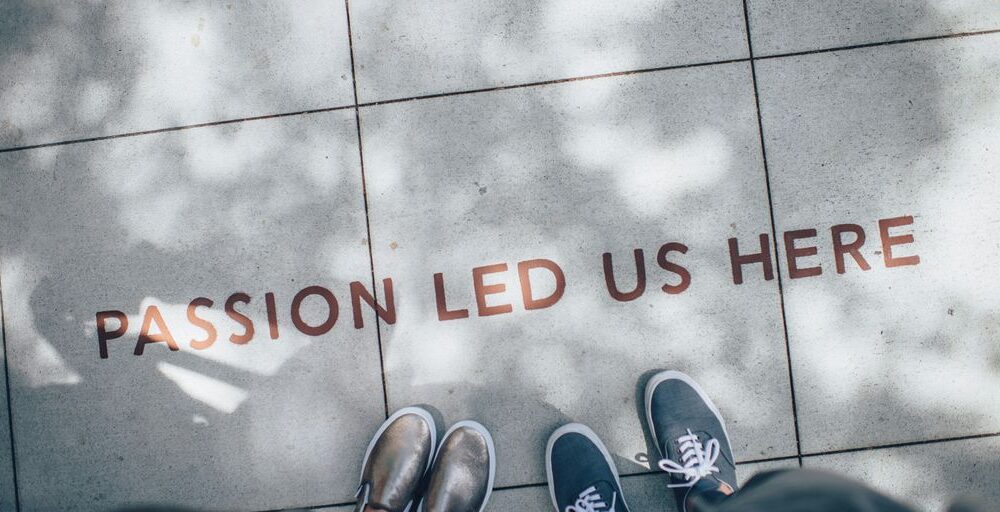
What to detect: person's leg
<box><xmin>644</xmin><ymin>371</ymin><xmax>738</xmax><ymax>512</ymax></box>
<box><xmin>546</xmin><ymin>423</ymin><xmax>631</xmax><ymax>512</ymax></box>
<box><xmin>697</xmin><ymin>468</ymin><xmax>918</xmax><ymax>512</ymax></box>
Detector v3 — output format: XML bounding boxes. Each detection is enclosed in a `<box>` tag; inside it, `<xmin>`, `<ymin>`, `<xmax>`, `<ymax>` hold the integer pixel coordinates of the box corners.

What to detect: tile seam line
<box><xmin>742</xmin><ymin>0</ymin><xmax>803</xmax><ymax>468</ymax></box>
<box><xmin>0</xmin><ymin>57</ymin><xmax>748</xmax><ymax>155</ymax></box>
<box><xmin>798</xmin><ymin>431</ymin><xmax>1000</xmax><ymax>458</ymax></box>
<box><xmin>0</xmin><ymin>268</ymin><xmax>21</xmax><ymax>511</ymax></box>
<box><xmin>0</xmin><ymin>104</ymin><xmax>356</xmax><ymax>154</ymax></box>
<box><xmin>755</xmin><ymin>27</ymin><xmax>1000</xmax><ymax>60</ymax></box>
<box><xmin>5</xmin><ymin>26</ymin><xmax>1000</xmax><ymax>154</ymax></box>
<box><xmin>344</xmin><ymin>0</ymin><xmax>390</xmax><ymax>421</ymax></box>
<box><xmin>353</xmin><ymin>56</ymin><xmax>751</xmax><ymax>107</ymax></box>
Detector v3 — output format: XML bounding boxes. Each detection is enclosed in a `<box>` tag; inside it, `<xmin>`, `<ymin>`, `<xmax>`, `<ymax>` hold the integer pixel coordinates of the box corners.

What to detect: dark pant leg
<box><xmin>690</xmin><ymin>468</ymin><xmax>917</xmax><ymax>512</ymax></box>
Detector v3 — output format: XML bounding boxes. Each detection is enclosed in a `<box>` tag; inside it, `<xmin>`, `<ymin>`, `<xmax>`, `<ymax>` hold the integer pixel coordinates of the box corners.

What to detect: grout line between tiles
<box><xmin>742</xmin><ymin>0</ymin><xmax>803</xmax><ymax>468</ymax></box>
<box><xmin>343</xmin><ymin>0</ymin><xmax>390</xmax><ymax>421</ymax></box>
<box><xmin>353</xmin><ymin>57</ymin><xmax>750</xmax><ymax>107</ymax></box>
<box><xmin>3</xmin><ymin>28</ymin><xmax>999</xmax><ymax>155</ymax></box>
<box><xmin>0</xmin><ymin>270</ymin><xmax>21</xmax><ymax>511</ymax></box>
<box><xmin>755</xmin><ymin>27</ymin><xmax>1000</xmax><ymax>60</ymax></box>
<box><xmin>0</xmin><ymin>105</ymin><xmax>355</xmax><ymax>154</ymax></box>
<box><xmin>798</xmin><ymin>431</ymin><xmax>1000</xmax><ymax>459</ymax></box>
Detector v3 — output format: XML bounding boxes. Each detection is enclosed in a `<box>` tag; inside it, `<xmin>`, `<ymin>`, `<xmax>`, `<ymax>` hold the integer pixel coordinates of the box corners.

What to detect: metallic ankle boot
<box><xmin>356</xmin><ymin>407</ymin><xmax>437</xmax><ymax>512</ymax></box>
<box><xmin>417</xmin><ymin>421</ymin><xmax>496</xmax><ymax>512</ymax></box>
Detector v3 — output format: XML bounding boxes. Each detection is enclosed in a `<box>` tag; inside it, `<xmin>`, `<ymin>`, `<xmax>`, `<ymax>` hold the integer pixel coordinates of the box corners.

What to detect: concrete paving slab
<box><xmin>756</xmin><ymin>34</ymin><xmax>1000</xmax><ymax>453</ymax></box>
<box><xmin>747</xmin><ymin>0</ymin><xmax>1000</xmax><ymax>55</ymax></box>
<box><xmin>0</xmin><ymin>1</ymin><xmax>355</xmax><ymax>149</ymax></box>
<box><xmin>805</xmin><ymin>436</ymin><xmax>1000</xmax><ymax>510</ymax></box>
<box><xmin>361</xmin><ymin>62</ymin><xmax>798</xmax><ymax>489</ymax></box>
<box><xmin>0</xmin><ymin>112</ymin><xmax>384</xmax><ymax>510</ymax></box>
<box><xmin>349</xmin><ymin>0</ymin><xmax>750</xmax><ymax>102</ymax></box>
<box><xmin>0</xmin><ymin>323</ymin><xmax>14</xmax><ymax>511</ymax></box>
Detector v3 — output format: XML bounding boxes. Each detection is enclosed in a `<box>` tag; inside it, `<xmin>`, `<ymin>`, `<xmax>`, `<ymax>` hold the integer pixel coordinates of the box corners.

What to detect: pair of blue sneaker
<box><xmin>546</xmin><ymin>371</ymin><xmax>738</xmax><ymax>512</ymax></box>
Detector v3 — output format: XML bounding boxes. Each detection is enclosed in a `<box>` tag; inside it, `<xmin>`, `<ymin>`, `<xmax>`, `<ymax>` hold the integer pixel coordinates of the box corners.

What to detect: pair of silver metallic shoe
<box><xmin>355</xmin><ymin>407</ymin><xmax>496</xmax><ymax>512</ymax></box>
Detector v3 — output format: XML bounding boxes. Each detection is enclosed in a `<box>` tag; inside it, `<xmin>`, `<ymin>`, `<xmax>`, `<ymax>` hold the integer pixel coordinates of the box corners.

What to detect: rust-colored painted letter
<box><xmin>603</xmin><ymin>249</ymin><xmax>646</xmax><ymax>301</ymax></box>
<box><xmin>96</xmin><ymin>310</ymin><xmax>127</xmax><ymax>359</ymax></box>
<box><xmin>473</xmin><ymin>263</ymin><xmax>513</xmax><ymax>316</ymax></box>
<box><xmin>518</xmin><ymin>259</ymin><xmax>566</xmax><ymax>310</ymax></box>
<box><xmin>784</xmin><ymin>229</ymin><xmax>822</xmax><ymax>279</ymax></box>
<box><xmin>225</xmin><ymin>293</ymin><xmax>255</xmax><ymax>344</ymax></box>
<box><xmin>188</xmin><ymin>297</ymin><xmax>217</xmax><ymax>350</ymax></box>
<box><xmin>728</xmin><ymin>234</ymin><xmax>774</xmax><ymax>285</ymax></box>
<box><xmin>831</xmin><ymin>224</ymin><xmax>870</xmax><ymax>274</ymax></box>
<box><xmin>135</xmin><ymin>305</ymin><xmax>180</xmax><ymax>356</ymax></box>
<box><xmin>879</xmin><ymin>216</ymin><xmax>920</xmax><ymax>268</ymax></box>
<box><xmin>434</xmin><ymin>273</ymin><xmax>469</xmax><ymax>321</ymax></box>
<box><xmin>351</xmin><ymin>278</ymin><xmax>396</xmax><ymax>329</ymax></box>
<box><xmin>290</xmin><ymin>286</ymin><xmax>339</xmax><ymax>336</ymax></box>
<box><xmin>657</xmin><ymin>242</ymin><xmax>691</xmax><ymax>295</ymax></box>
<box><xmin>264</xmin><ymin>292</ymin><xmax>280</xmax><ymax>340</ymax></box>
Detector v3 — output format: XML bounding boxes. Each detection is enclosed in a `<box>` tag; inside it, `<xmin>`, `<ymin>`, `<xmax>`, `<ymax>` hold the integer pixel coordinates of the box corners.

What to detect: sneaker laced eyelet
<box><xmin>656</xmin><ymin>429</ymin><xmax>721</xmax><ymax>489</ymax></box>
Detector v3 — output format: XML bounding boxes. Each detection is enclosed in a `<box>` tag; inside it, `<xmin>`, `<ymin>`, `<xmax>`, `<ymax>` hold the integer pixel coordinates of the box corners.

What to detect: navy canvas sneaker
<box><xmin>644</xmin><ymin>371</ymin><xmax>738</xmax><ymax>512</ymax></box>
<box><xmin>546</xmin><ymin>424</ymin><xmax>631</xmax><ymax>512</ymax></box>
<box><xmin>355</xmin><ymin>406</ymin><xmax>437</xmax><ymax>512</ymax></box>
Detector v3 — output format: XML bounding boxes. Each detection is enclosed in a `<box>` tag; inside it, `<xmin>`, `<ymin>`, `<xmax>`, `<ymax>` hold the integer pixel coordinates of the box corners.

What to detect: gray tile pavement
<box><xmin>0</xmin><ymin>0</ymin><xmax>355</xmax><ymax>149</ymax></box>
<box><xmin>361</xmin><ymin>62</ymin><xmax>798</xmax><ymax>488</ymax></box>
<box><xmin>0</xmin><ymin>1</ymin><xmax>998</xmax><ymax>510</ymax></box>
<box><xmin>350</xmin><ymin>0</ymin><xmax>749</xmax><ymax>102</ymax></box>
<box><xmin>747</xmin><ymin>0</ymin><xmax>1000</xmax><ymax>55</ymax></box>
<box><xmin>0</xmin><ymin>111</ymin><xmax>384</xmax><ymax>510</ymax></box>
<box><xmin>756</xmin><ymin>33</ymin><xmax>1000</xmax><ymax>454</ymax></box>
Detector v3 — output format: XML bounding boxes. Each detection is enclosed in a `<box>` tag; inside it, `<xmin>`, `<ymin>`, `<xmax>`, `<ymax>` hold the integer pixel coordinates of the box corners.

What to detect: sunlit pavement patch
<box><xmin>350</xmin><ymin>0</ymin><xmax>749</xmax><ymax>102</ymax></box>
<box><xmin>0</xmin><ymin>111</ymin><xmax>385</xmax><ymax>509</ymax></box>
<box><xmin>757</xmin><ymin>34</ymin><xmax>1000</xmax><ymax>453</ymax></box>
<box><xmin>2</xmin><ymin>1</ymin><xmax>1000</xmax><ymax>510</ymax></box>
<box><xmin>746</xmin><ymin>0</ymin><xmax>1000</xmax><ymax>55</ymax></box>
<box><xmin>361</xmin><ymin>62</ymin><xmax>798</xmax><ymax>488</ymax></box>
<box><xmin>0</xmin><ymin>1</ymin><xmax>354</xmax><ymax>149</ymax></box>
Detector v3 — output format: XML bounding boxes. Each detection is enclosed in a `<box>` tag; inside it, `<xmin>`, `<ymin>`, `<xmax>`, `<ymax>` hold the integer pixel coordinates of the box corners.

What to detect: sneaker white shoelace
<box><xmin>657</xmin><ymin>429</ymin><xmax>721</xmax><ymax>488</ymax></box>
<box><xmin>565</xmin><ymin>486</ymin><xmax>618</xmax><ymax>512</ymax></box>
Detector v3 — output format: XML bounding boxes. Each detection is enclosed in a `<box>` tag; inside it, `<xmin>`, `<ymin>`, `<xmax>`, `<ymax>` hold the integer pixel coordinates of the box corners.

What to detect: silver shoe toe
<box><xmin>420</xmin><ymin>421</ymin><xmax>496</xmax><ymax>512</ymax></box>
<box><xmin>356</xmin><ymin>407</ymin><xmax>436</xmax><ymax>512</ymax></box>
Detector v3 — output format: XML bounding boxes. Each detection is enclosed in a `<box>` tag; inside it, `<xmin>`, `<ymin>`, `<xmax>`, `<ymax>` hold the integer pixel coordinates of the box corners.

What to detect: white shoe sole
<box><xmin>545</xmin><ymin>423</ymin><xmax>631</xmax><ymax>512</ymax></box>
<box><xmin>418</xmin><ymin>420</ymin><xmax>496</xmax><ymax>512</ymax></box>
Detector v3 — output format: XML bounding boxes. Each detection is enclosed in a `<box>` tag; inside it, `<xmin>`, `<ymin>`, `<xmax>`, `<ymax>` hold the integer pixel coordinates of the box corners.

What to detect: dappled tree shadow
<box><xmin>0</xmin><ymin>0</ymin><xmax>998</xmax><ymax>511</ymax></box>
